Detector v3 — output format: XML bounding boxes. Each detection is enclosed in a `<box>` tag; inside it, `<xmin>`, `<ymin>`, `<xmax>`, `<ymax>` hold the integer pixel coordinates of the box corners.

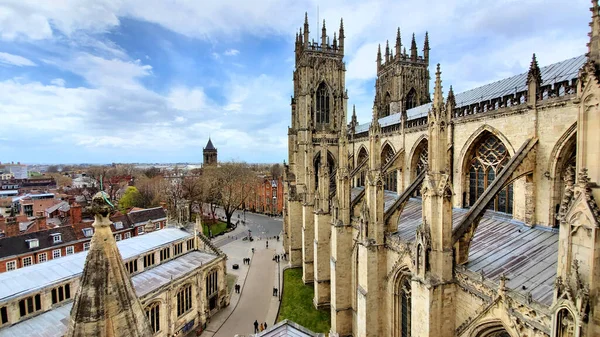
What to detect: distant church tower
<box><xmin>203</xmin><ymin>138</ymin><xmax>217</xmax><ymax>166</ymax></box>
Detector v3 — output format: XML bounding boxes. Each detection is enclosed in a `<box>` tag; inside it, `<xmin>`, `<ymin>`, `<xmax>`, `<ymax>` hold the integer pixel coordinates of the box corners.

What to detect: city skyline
<box><xmin>0</xmin><ymin>0</ymin><xmax>590</xmax><ymax>164</ymax></box>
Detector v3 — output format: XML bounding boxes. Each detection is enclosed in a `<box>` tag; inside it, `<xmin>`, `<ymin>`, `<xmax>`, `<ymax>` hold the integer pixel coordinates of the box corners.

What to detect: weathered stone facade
<box><xmin>283</xmin><ymin>4</ymin><xmax>600</xmax><ymax>337</ymax></box>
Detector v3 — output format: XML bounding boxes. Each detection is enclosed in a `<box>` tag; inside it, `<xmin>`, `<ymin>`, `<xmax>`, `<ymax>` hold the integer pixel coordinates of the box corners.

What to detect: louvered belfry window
<box><xmin>316</xmin><ymin>82</ymin><xmax>330</xmax><ymax>124</ymax></box>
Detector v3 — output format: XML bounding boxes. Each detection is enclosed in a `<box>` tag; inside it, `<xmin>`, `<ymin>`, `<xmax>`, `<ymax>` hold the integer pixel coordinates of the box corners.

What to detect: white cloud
<box><xmin>0</xmin><ymin>52</ymin><xmax>36</xmax><ymax>66</ymax></box>
<box><xmin>50</xmin><ymin>78</ymin><xmax>65</xmax><ymax>86</ymax></box>
<box><xmin>224</xmin><ymin>49</ymin><xmax>239</xmax><ymax>56</ymax></box>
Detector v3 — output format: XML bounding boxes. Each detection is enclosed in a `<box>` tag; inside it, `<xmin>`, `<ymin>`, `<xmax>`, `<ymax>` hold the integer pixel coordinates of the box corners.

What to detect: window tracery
<box><xmin>468</xmin><ymin>134</ymin><xmax>513</xmax><ymax>214</ymax></box>
<box><xmin>316</xmin><ymin>82</ymin><xmax>330</xmax><ymax>124</ymax></box>
<box><xmin>406</xmin><ymin>88</ymin><xmax>417</xmax><ymax>110</ymax></box>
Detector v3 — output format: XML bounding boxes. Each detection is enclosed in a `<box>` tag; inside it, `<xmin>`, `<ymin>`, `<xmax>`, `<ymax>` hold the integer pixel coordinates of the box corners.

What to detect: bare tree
<box><xmin>270</xmin><ymin>163</ymin><xmax>282</xmax><ymax>179</ymax></box>
<box><xmin>204</xmin><ymin>162</ymin><xmax>257</xmax><ymax>228</ymax></box>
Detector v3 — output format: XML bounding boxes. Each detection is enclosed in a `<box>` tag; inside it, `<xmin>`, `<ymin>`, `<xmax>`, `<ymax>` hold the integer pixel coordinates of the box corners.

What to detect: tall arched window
<box><xmin>383</xmin><ymin>92</ymin><xmax>391</xmax><ymax>117</ymax></box>
<box><xmin>405</xmin><ymin>88</ymin><xmax>417</xmax><ymax>110</ymax></box>
<box><xmin>145</xmin><ymin>302</ymin><xmax>160</xmax><ymax>333</ymax></box>
<box><xmin>176</xmin><ymin>284</ymin><xmax>193</xmax><ymax>317</ymax></box>
<box><xmin>393</xmin><ymin>275</ymin><xmax>411</xmax><ymax>337</ymax></box>
<box><xmin>556</xmin><ymin>308</ymin><xmax>576</xmax><ymax>337</ymax></box>
<box><xmin>314</xmin><ymin>152</ymin><xmax>336</xmax><ymax>192</ymax></box>
<box><xmin>357</xmin><ymin>148</ymin><xmax>368</xmax><ymax>187</ymax></box>
<box><xmin>316</xmin><ymin>82</ymin><xmax>330</xmax><ymax>124</ymax></box>
<box><xmin>206</xmin><ymin>269</ymin><xmax>219</xmax><ymax>310</ymax></box>
<box><xmin>382</xmin><ymin>144</ymin><xmax>397</xmax><ymax>192</ymax></box>
<box><xmin>467</xmin><ymin>134</ymin><xmax>513</xmax><ymax>214</ymax></box>
<box><xmin>412</xmin><ymin>139</ymin><xmax>428</xmax><ymax>197</ymax></box>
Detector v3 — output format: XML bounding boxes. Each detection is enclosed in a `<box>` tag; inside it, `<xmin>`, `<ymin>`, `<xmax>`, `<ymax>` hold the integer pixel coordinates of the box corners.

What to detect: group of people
<box><xmin>253</xmin><ymin>320</ymin><xmax>268</xmax><ymax>333</ymax></box>
<box><xmin>273</xmin><ymin>253</ymin><xmax>287</xmax><ymax>262</ymax></box>
<box><xmin>242</xmin><ymin>257</ymin><xmax>251</xmax><ymax>265</ymax></box>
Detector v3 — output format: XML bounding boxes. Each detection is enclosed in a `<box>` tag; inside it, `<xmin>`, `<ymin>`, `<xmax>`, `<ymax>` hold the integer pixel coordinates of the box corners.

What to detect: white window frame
<box><xmin>6</xmin><ymin>260</ymin><xmax>16</xmax><ymax>271</ymax></box>
<box><xmin>27</xmin><ymin>239</ymin><xmax>39</xmax><ymax>249</ymax></box>
<box><xmin>52</xmin><ymin>234</ymin><xmax>62</xmax><ymax>243</ymax></box>
<box><xmin>82</xmin><ymin>228</ymin><xmax>93</xmax><ymax>237</ymax></box>
<box><xmin>52</xmin><ymin>249</ymin><xmax>61</xmax><ymax>259</ymax></box>
<box><xmin>38</xmin><ymin>253</ymin><xmax>47</xmax><ymax>263</ymax></box>
<box><xmin>155</xmin><ymin>222</ymin><xmax>160</xmax><ymax>230</ymax></box>
<box><xmin>115</xmin><ymin>234</ymin><xmax>122</xmax><ymax>241</ymax></box>
<box><xmin>83</xmin><ymin>242</ymin><xmax>91</xmax><ymax>251</ymax></box>
<box><xmin>138</xmin><ymin>226</ymin><xmax>145</xmax><ymax>235</ymax></box>
<box><xmin>66</xmin><ymin>246</ymin><xmax>74</xmax><ymax>255</ymax></box>
<box><xmin>22</xmin><ymin>256</ymin><xmax>32</xmax><ymax>267</ymax></box>
<box><xmin>125</xmin><ymin>232</ymin><xmax>131</xmax><ymax>239</ymax></box>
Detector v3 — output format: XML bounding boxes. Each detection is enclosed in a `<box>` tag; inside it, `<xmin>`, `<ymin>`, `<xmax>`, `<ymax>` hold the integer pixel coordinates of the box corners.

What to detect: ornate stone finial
<box><xmin>304</xmin><ymin>12</ymin><xmax>309</xmax><ymax>26</ymax></box>
<box><xmin>527</xmin><ymin>53</ymin><xmax>542</xmax><ymax>85</ymax></box>
<box><xmin>433</xmin><ymin>64</ymin><xmax>444</xmax><ymax>109</ymax></box>
<box><xmin>385</xmin><ymin>40</ymin><xmax>390</xmax><ymax>62</ymax></box>
<box><xmin>403</xmin><ymin>46</ymin><xmax>407</xmax><ymax>56</ymax></box>
<box><xmin>377</xmin><ymin>44</ymin><xmax>382</xmax><ymax>71</ymax></box>
<box><xmin>395</xmin><ymin>27</ymin><xmax>402</xmax><ymax>51</ymax></box>
<box><xmin>333</xmin><ymin>32</ymin><xmax>337</xmax><ymax>49</ymax></box>
<box><xmin>578</xmin><ymin>168</ymin><xmax>590</xmax><ymax>186</ymax></box>
<box><xmin>410</xmin><ymin>33</ymin><xmax>418</xmax><ymax>60</ymax></box>
<box><xmin>588</xmin><ymin>0</ymin><xmax>600</xmax><ymax>63</ymax></box>
<box><xmin>447</xmin><ymin>85</ymin><xmax>456</xmax><ymax>107</ymax></box>
<box><xmin>338</xmin><ymin>18</ymin><xmax>345</xmax><ymax>52</ymax></box>
<box><xmin>321</xmin><ymin>19</ymin><xmax>327</xmax><ymax>46</ymax></box>
<box><xmin>89</xmin><ymin>191</ymin><xmax>114</xmax><ymax>224</ymax></box>
<box><xmin>423</xmin><ymin>31</ymin><xmax>430</xmax><ymax>63</ymax></box>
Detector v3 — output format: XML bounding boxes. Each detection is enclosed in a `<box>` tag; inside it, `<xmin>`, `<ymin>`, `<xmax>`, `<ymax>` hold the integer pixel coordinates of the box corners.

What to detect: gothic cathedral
<box><xmin>283</xmin><ymin>3</ymin><xmax>600</xmax><ymax>337</ymax></box>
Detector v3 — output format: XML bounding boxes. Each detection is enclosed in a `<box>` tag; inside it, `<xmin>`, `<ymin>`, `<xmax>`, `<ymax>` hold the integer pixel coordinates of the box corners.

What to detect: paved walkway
<box><xmin>200</xmin><ymin>234</ymin><xmax>285</xmax><ymax>337</ymax></box>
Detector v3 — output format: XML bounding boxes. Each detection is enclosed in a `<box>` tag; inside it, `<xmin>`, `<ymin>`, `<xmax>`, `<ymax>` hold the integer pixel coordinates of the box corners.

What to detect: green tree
<box><xmin>118</xmin><ymin>186</ymin><xmax>143</xmax><ymax>212</ymax></box>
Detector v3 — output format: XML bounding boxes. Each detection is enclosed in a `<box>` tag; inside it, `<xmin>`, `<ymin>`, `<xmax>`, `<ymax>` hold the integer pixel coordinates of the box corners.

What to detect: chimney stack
<box><xmin>71</xmin><ymin>204</ymin><xmax>82</xmax><ymax>225</ymax></box>
<box><xmin>5</xmin><ymin>217</ymin><xmax>19</xmax><ymax>237</ymax></box>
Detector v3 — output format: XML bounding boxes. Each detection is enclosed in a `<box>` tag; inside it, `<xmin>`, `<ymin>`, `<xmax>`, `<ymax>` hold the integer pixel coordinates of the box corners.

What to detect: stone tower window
<box><xmin>316</xmin><ymin>82</ymin><xmax>330</xmax><ymax>124</ymax></box>
<box><xmin>467</xmin><ymin>134</ymin><xmax>513</xmax><ymax>214</ymax></box>
<box><xmin>405</xmin><ymin>88</ymin><xmax>417</xmax><ymax>110</ymax></box>
<box><xmin>393</xmin><ymin>274</ymin><xmax>411</xmax><ymax>337</ymax></box>
<box><xmin>382</xmin><ymin>144</ymin><xmax>397</xmax><ymax>192</ymax></box>
<box><xmin>412</xmin><ymin>139</ymin><xmax>428</xmax><ymax>197</ymax></box>
<box><xmin>383</xmin><ymin>92</ymin><xmax>391</xmax><ymax>117</ymax></box>
<box><xmin>206</xmin><ymin>269</ymin><xmax>219</xmax><ymax>311</ymax></box>
<box><xmin>176</xmin><ymin>284</ymin><xmax>193</xmax><ymax>317</ymax></box>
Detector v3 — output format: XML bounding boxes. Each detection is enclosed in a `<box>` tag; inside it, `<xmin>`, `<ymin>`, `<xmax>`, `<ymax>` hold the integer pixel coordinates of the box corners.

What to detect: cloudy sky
<box><xmin>0</xmin><ymin>0</ymin><xmax>590</xmax><ymax>164</ymax></box>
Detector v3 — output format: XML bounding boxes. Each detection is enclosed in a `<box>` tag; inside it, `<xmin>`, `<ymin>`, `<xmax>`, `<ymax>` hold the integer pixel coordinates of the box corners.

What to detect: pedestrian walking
<box><xmin>264</xmin><ymin>322</ymin><xmax>268</xmax><ymax>330</ymax></box>
<box><xmin>260</xmin><ymin>322</ymin><xmax>264</xmax><ymax>331</ymax></box>
<box><xmin>266</xmin><ymin>241</ymin><xmax>269</xmax><ymax>248</ymax></box>
<box><xmin>254</xmin><ymin>320</ymin><xmax>259</xmax><ymax>333</ymax></box>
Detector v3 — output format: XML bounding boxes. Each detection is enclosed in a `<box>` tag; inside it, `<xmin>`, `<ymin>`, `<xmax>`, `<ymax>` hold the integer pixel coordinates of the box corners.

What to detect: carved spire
<box><xmin>433</xmin><ymin>64</ymin><xmax>444</xmax><ymax>109</ymax></box>
<box><xmin>423</xmin><ymin>31</ymin><xmax>430</xmax><ymax>63</ymax></box>
<box><xmin>395</xmin><ymin>27</ymin><xmax>402</xmax><ymax>60</ymax></box>
<box><xmin>303</xmin><ymin>12</ymin><xmax>309</xmax><ymax>45</ymax></box>
<box><xmin>65</xmin><ymin>192</ymin><xmax>152</xmax><ymax>337</ymax></box>
<box><xmin>385</xmin><ymin>40</ymin><xmax>390</xmax><ymax>63</ymax></box>
<box><xmin>527</xmin><ymin>53</ymin><xmax>542</xmax><ymax>85</ymax></box>
<box><xmin>352</xmin><ymin>104</ymin><xmax>357</xmax><ymax>124</ymax></box>
<box><xmin>403</xmin><ymin>46</ymin><xmax>407</xmax><ymax>57</ymax></box>
<box><xmin>377</xmin><ymin>44</ymin><xmax>382</xmax><ymax>71</ymax></box>
<box><xmin>339</xmin><ymin>18</ymin><xmax>345</xmax><ymax>52</ymax></box>
<box><xmin>588</xmin><ymin>0</ymin><xmax>600</xmax><ymax>63</ymax></box>
<box><xmin>333</xmin><ymin>32</ymin><xmax>337</xmax><ymax>49</ymax></box>
<box><xmin>321</xmin><ymin>19</ymin><xmax>327</xmax><ymax>46</ymax></box>
<box><xmin>410</xmin><ymin>33</ymin><xmax>418</xmax><ymax>61</ymax></box>
<box><xmin>447</xmin><ymin>85</ymin><xmax>456</xmax><ymax>109</ymax></box>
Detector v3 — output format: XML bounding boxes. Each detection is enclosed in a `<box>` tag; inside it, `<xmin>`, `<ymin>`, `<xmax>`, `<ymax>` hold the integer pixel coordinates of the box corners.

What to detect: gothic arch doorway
<box><xmin>464</xmin><ymin>131</ymin><xmax>513</xmax><ymax>214</ymax></box>
<box><xmin>392</xmin><ymin>270</ymin><xmax>411</xmax><ymax>337</ymax></box>
<box><xmin>410</xmin><ymin>137</ymin><xmax>428</xmax><ymax>197</ymax></box>
<box><xmin>382</xmin><ymin>143</ymin><xmax>397</xmax><ymax>192</ymax></box>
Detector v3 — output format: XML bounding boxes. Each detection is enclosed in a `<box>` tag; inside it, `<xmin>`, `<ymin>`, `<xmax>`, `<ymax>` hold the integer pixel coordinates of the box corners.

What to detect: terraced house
<box><xmin>283</xmin><ymin>4</ymin><xmax>600</xmax><ymax>337</ymax></box>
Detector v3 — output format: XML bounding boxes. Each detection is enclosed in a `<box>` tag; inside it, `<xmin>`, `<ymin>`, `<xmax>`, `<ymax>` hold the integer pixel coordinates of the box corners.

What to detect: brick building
<box><xmin>248</xmin><ymin>175</ymin><xmax>284</xmax><ymax>215</ymax></box>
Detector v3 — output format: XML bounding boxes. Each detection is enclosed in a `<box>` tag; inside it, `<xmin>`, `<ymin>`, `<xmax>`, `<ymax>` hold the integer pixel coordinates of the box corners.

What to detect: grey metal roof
<box><xmin>252</xmin><ymin>319</ymin><xmax>325</xmax><ymax>337</ymax></box>
<box><xmin>0</xmin><ymin>251</ymin><xmax>218</xmax><ymax>337</ymax></box>
<box><xmin>350</xmin><ymin>187</ymin><xmax>365</xmax><ymax>203</ymax></box>
<box><xmin>354</xmin><ymin>54</ymin><xmax>586</xmax><ymax>134</ymax></box>
<box><xmin>0</xmin><ymin>228</ymin><xmax>193</xmax><ymax>302</ymax></box>
<box><xmin>393</xmin><ymin>198</ymin><xmax>558</xmax><ymax>306</ymax></box>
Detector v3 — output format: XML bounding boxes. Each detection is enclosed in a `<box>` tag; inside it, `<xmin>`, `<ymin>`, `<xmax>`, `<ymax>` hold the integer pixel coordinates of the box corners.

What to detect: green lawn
<box><xmin>226</xmin><ymin>274</ymin><xmax>238</xmax><ymax>293</ymax></box>
<box><xmin>277</xmin><ymin>268</ymin><xmax>331</xmax><ymax>333</ymax></box>
<box><xmin>203</xmin><ymin>221</ymin><xmax>228</xmax><ymax>237</ymax></box>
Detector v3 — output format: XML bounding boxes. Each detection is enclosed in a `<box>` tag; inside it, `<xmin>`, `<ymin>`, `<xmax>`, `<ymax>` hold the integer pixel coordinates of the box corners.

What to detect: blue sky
<box><xmin>0</xmin><ymin>0</ymin><xmax>591</xmax><ymax>164</ymax></box>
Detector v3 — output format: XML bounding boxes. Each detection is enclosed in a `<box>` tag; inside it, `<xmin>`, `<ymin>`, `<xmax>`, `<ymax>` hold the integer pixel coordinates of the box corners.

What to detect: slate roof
<box><xmin>0</xmin><ymin>226</ymin><xmax>77</xmax><ymax>259</ymax></box>
<box><xmin>127</xmin><ymin>207</ymin><xmax>167</xmax><ymax>226</ymax></box>
<box><xmin>252</xmin><ymin>319</ymin><xmax>325</xmax><ymax>337</ymax></box>
<box><xmin>355</xmin><ymin>54</ymin><xmax>587</xmax><ymax>134</ymax></box>
<box><xmin>392</xmin><ymin>198</ymin><xmax>558</xmax><ymax>306</ymax></box>
<box><xmin>204</xmin><ymin>137</ymin><xmax>217</xmax><ymax>151</ymax></box>
<box><xmin>0</xmin><ymin>251</ymin><xmax>217</xmax><ymax>337</ymax></box>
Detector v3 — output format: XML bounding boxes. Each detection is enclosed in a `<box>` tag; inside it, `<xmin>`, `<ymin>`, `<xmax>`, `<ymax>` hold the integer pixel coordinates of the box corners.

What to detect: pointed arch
<box><xmin>391</xmin><ymin>267</ymin><xmax>412</xmax><ymax>337</ymax></box>
<box><xmin>459</xmin><ymin>125</ymin><xmax>515</xmax><ymax>214</ymax></box>
<box><xmin>314</xmin><ymin>150</ymin><xmax>337</xmax><ymax>189</ymax></box>
<box><xmin>356</xmin><ymin>145</ymin><xmax>369</xmax><ymax>187</ymax></box>
<box><xmin>382</xmin><ymin>142</ymin><xmax>397</xmax><ymax>192</ymax></box>
<box><xmin>408</xmin><ymin>135</ymin><xmax>429</xmax><ymax>180</ymax></box>
<box><xmin>384</xmin><ymin>91</ymin><xmax>392</xmax><ymax>117</ymax></box>
<box><xmin>547</xmin><ymin>122</ymin><xmax>577</xmax><ymax>227</ymax></box>
<box><xmin>315</xmin><ymin>81</ymin><xmax>331</xmax><ymax>124</ymax></box>
<box><xmin>405</xmin><ymin>88</ymin><xmax>417</xmax><ymax>110</ymax></box>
